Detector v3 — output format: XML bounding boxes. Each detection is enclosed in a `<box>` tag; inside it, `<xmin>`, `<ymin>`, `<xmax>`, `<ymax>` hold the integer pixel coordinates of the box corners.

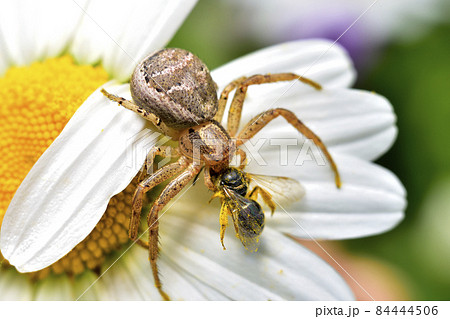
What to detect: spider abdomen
<box><xmin>131</xmin><ymin>48</ymin><xmax>218</xmax><ymax>129</ymax></box>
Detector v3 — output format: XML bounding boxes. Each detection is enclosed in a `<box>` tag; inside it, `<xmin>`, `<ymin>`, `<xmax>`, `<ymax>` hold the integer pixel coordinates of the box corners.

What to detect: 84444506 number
<box><xmin>376</xmin><ymin>306</ymin><xmax>439</xmax><ymax>316</ymax></box>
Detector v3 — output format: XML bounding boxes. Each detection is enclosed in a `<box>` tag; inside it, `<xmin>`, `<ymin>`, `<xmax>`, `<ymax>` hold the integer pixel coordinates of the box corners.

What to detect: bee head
<box><xmin>218</xmin><ymin>168</ymin><xmax>248</xmax><ymax>196</ymax></box>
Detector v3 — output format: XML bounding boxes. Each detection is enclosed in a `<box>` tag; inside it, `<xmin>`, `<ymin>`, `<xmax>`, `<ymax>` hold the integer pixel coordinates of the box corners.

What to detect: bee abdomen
<box><xmin>236</xmin><ymin>199</ymin><xmax>265</xmax><ymax>238</ymax></box>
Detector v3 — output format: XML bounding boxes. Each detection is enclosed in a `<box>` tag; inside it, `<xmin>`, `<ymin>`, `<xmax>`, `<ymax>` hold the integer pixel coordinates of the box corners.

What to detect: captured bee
<box><xmin>211</xmin><ymin>167</ymin><xmax>305</xmax><ymax>252</ymax></box>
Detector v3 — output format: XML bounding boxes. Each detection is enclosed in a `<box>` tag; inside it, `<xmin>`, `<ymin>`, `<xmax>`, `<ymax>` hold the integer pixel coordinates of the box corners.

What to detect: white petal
<box><xmin>0</xmin><ymin>82</ymin><xmax>158</xmax><ymax>272</ymax></box>
<box><xmin>34</xmin><ymin>275</ymin><xmax>73</xmax><ymax>300</ymax></box>
<box><xmin>0</xmin><ymin>268</ymin><xmax>33</xmax><ymax>300</ymax></box>
<box><xmin>0</xmin><ymin>0</ymin><xmax>88</xmax><ymax>71</ymax></box>
<box><xmin>246</xmin><ymin>153</ymin><xmax>406</xmax><ymax>239</ymax></box>
<box><xmin>240</xmin><ymin>89</ymin><xmax>397</xmax><ymax>161</ymax></box>
<box><xmin>94</xmin><ymin>199</ymin><xmax>354</xmax><ymax>300</ymax></box>
<box><xmin>0</xmin><ymin>38</ymin><xmax>10</xmax><ymax>75</ymax></box>
<box><xmin>34</xmin><ymin>0</ymin><xmax>90</xmax><ymax>59</ymax></box>
<box><xmin>94</xmin><ymin>247</ymin><xmax>215</xmax><ymax>301</ymax></box>
<box><xmin>156</xmin><ymin>214</ymin><xmax>354</xmax><ymax>300</ymax></box>
<box><xmin>92</xmin><ymin>248</ymin><xmax>157</xmax><ymax>300</ymax></box>
<box><xmin>70</xmin><ymin>0</ymin><xmax>197</xmax><ymax>81</ymax></box>
<box><xmin>211</xmin><ymin>39</ymin><xmax>356</xmax><ymax>94</ymax></box>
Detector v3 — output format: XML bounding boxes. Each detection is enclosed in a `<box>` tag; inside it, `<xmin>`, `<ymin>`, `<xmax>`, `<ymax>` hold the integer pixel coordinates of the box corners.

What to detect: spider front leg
<box><xmin>237</xmin><ymin>108</ymin><xmax>341</xmax><ymax>188</ymax></box>
<box><xmin>101</xmin><ymin>88</ymin><xmax>180</xmax><ymax>139</ymax></box>
<box><xmin>129</xmin><ymin>156</ymin><xmax>189</xmax><ymax>241</ymax></box>
<box><xmin>214</xmin><ymin>76</ymin><xmax>247</xmax><ymax>123</ymax></box>
<box><xmin>146</xmin><ymin>162</ymin><xmax>202</xmax><ymax>301</ymax></box>
<box><xmin>225</xmin><ymin>73</ymin><xmax>322</xmax><ymax>136</ymax></box>
<box><xmin>204</xmin><ymin>167</ymin><xmax>215</xmax><ymax>191</ymax></box>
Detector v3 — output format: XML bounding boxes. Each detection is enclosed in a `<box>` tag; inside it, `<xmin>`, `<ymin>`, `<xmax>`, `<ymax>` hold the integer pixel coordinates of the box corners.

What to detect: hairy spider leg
<box><xmin>146</xmin><ymin>162</ymin><xmax>202</xmax><ymax>301</ymax></box>
<box><xmin>235</xmin><ymin>148</ymin><xmax>247</xmax><ymax>169</ymax></box>
<box><xmin>237</xmin><ymin>108</ymin><xmax>341</xmax><ymax>188</ymax></box>
<box><xmin>100</xmin><ymin>88</ymin><xmax>180</xmax><ymax>139</ymax></box>
<box><xmin>138</xmin><ymin>145</ymin><xmax>179</xmax><ymax>182</ymax></box>
<box><xmin>130</xmin><ymin>156</ymin><xmax>189</xmax><ymax>241</ymax></box>
<box><xmin>204</xmin><ymin>167</ymin><xmax>215</xmax><ymax>191</ymax></box>
<box><xmin>224</xmin><ymin>73</ymin><xmax>322</xmax><ymax>136</ymax></box>
<box><xmin>214</xmin><ymin>76</ymin><xmax>247</xmax><ymax>123</ymax></box>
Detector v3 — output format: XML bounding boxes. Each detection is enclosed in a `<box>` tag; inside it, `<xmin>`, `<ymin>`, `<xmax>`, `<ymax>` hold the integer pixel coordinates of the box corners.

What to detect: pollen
<box><xmin>0</xmin><ymin>56</ymin><xmax>135</xmax><ymax>278</ymax></box>
<box><xmin>0</xmin><ymin>56</ymin><xmax>108</xmax><ymax>225</ymax></box>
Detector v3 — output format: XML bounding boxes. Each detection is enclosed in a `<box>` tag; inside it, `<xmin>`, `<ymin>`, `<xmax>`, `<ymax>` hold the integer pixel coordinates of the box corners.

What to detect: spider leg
<box><xmin>138</xmin><ymin>145</ymin><xmax>179</xmax><ymax>182</ymax></box>
<box><xmin>135</xmin><ymin>239</ymin><xmax>149</xmax><ymax>249</ymax></box>
<box><xmin>214</xmin><ymin>76</ymin><xmax>247</xmax><ymax>123</ymax></box>
<box><xmin>226</xmin><ymin>73</ymin><xmax>322</xmax><ymax>136</ymax></box>
<box><xmin>235</xmin><ymin>148</ymin><xmax>247</xmax><ymax>169</ymax></box>
<box><xmin>100</xmin><ymin>88</ymin><xmax>180</xmax><ymax>139</ymax></box>
<box><xmin>130</xmin><ymin>157</ymin><xmax>189</xmax><ymax>241</ymax></box>
<box><xmin>204</xmin><ymin>167</ymin><xmax>215</xmax><ymax>191</ymax></box>
<box><xmin>192</xmin><ymin>166</ymin><xmax>204</xmax><ymax>186</ymax></box>
<box><xmin>237</xmin><ymin>108</ymin><xmax>341</xmax><ymax>188</ymax></box>
<box><xmin>146</xmin><ymin>162</ymin><xmax>202</xmax><ymax>301</ymax></box>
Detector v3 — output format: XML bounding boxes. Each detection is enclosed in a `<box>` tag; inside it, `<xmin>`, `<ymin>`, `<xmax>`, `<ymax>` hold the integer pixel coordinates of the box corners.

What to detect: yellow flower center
<box><xmin>0</xmin><ymin>56</ymin><xmax>133</xmax><ymax>278</ymax></box>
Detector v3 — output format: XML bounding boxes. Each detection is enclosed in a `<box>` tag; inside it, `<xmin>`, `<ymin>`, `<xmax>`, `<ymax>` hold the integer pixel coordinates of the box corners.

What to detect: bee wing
<box><xmin>224</xmin><ymin>189</ymin><xmax>265</xmax><ymax>252</ymax></box>
<box><xmin>248</xmin><ymin>173</ymin><xmax>305</xmax><ymax>207</ymax></box>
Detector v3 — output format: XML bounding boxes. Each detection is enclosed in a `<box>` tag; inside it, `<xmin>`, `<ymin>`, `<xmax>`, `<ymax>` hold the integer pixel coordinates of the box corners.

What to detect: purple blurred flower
<box><xmin>226</xmin><ymin>0</ymin><xmax>446</xmax><ymax>71</ymax></box>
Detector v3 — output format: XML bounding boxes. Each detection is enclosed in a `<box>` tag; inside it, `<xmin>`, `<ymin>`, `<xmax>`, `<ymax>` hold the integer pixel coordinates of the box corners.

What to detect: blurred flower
<box><xmin>1</xmin><ymin>0</ymin><xmax>406</xmax><ymax>300</ymax></box>
<box><xmin>413</xmin><ymin>176</ymin><xmax>450</xmax><ymax>285</ymax></box>
<box><xmin>224</xmin><ymin>0</ymin><xmax>447</xmax><ymax>69</ymax></box>
<box><xmin>298</xmin><ymin>240</ymin><xmax>411</xmax><ymax>300</ymax></box>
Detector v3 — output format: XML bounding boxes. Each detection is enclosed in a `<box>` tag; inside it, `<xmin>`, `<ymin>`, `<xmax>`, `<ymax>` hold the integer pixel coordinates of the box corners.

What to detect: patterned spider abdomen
<box><xmin>131</xmin><ymin>48</ymin><xmax>218</xmax><ymax>129</ymax></box>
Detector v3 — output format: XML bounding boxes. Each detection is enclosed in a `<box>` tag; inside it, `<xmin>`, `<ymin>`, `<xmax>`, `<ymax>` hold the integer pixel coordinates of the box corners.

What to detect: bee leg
<box><xmin>130</xmin><ymin>157</ymin><xmax>189</xmax><ymax>241</ymax></box>
<box><xmin>147</xmin><ymin>162</ymin><xmax>202</xmax><ymax>301</ymax></box>
<box><xmin>208</xmin><ymin>192</ymin><xmax>221</xmax><ymax>203</ymax></box>
<box><xmin>225</xmin><ymin>73</ymin><xmax>321</xmax><ymax>136</ymax></box>
<box><xmin>100</xmin><ymin>88</ymin><xmax>180</xmax><ymax>139</ymax></box>
<box><xmin>138</xmin><ymin>145</ymin><xmax>179</xmax><ymax>182</ymax></box>
<box><xmin>214</xmin><ymin>76</ymin><xmax>248</xmax><ymax>123</ymax></box>
<box><xmin>219</xmin><ymin>203</ymin><xmax>230</xmax><ymax>250</ymax></box>
<box><xmin>249</xmin><ymin>186</ymin><xmax>276</xmax><ymax>216</ymax></box>
<box><xmin>237</xmin><ymin>108</ymin><xmax>341</xmax><ymax>188</ymax></box>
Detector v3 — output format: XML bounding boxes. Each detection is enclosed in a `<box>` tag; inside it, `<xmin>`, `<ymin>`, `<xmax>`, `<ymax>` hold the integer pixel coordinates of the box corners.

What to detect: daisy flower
<box><xmin>0</xmin><ymin>0</ymin><xmax>406</xmax><ymax>300</ymax></box>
